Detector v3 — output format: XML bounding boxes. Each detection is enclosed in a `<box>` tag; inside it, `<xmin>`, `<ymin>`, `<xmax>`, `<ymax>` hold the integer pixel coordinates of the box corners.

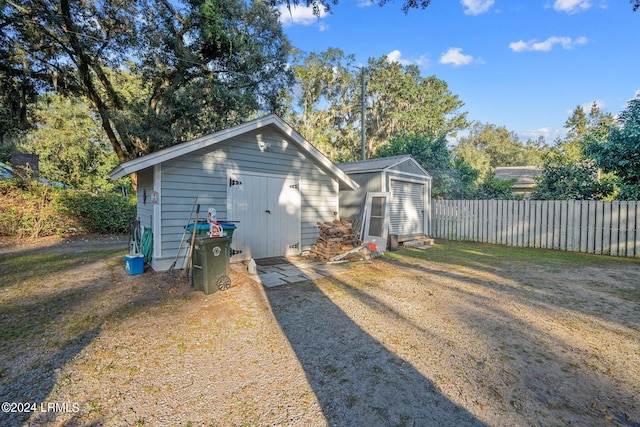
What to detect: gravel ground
<box><xmin>1</xmin><ymin>236</ymin><xmax>639</xmax><ymax>426</ymax></box>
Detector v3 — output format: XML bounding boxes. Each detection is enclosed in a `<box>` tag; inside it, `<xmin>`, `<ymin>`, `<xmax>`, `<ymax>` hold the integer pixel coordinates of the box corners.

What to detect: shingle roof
<box><xmin>338</xmin><ymin>155</ymin><xmax>430</xmax><ymax>176</ymax></box>
<box><xmin>338</xmin><ymin>155</ymin><xmax>412</xmax><ymax>173</ymax></box>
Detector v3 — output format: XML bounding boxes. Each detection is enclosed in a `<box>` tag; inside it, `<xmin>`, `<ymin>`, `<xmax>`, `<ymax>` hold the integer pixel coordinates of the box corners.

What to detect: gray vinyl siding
<box><xmin>151</xmin><ymin>126</ymin><xmax>338</xmax><ymax>266</ymax></box>
<box><xmin>337</xmin><ymin>157</ymin><xmax>433</xmax><ymax>240</ymax></box>
<box><xmin>338</xmin><ymin>171</ymin><xmax>382</xmax><ymax>222</ymax></box>
<box><xmin>387</xmin><ymin>160</ymin><xmax>426</xmax><ymax>175</ymax></box>
<box><xmin>136</xmin><ymin>169</ymin><xmax>154</xmax><ymax>229</ymax></box>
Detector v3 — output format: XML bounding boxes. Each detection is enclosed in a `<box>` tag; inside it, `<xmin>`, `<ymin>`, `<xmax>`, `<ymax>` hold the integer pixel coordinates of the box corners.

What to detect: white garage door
<box><xmin>228</xmin><ymin>172</ymin><xmax>301</xmax><ymax>261</ymax></box>
<box><xmin>390</xmin><ymin>180</ymin><xmax>424</xmax><ymax>236</ymax></box>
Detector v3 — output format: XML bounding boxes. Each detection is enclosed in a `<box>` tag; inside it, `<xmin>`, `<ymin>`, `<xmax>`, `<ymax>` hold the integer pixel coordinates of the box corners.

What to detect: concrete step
<box><xmin>401</xmin><ymin>238</ymin><xmax>433</xmax><ymax>249</ymax></box>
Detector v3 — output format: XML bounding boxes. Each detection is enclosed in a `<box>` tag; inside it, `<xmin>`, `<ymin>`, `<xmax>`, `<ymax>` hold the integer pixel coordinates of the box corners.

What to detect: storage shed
<box><xmin>338</xmin><ymin>155</ymin><xmax>432</xmax><ymax>244</ymax></box>
<box><xmin>109</xmin><ymin>114</ymin><xmax>358</xmax><ymax>271</ymax></box>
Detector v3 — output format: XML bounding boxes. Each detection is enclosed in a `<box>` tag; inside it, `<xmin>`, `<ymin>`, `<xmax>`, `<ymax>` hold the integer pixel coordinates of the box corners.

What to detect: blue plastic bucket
<box><xmin>124</xmin><ymin>254</ymin><xmax>144</xmax><ymax>275</ymax></box>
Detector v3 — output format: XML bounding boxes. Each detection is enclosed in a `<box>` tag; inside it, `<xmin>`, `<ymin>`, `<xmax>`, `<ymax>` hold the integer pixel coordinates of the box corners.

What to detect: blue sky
<box><xmin>277</xmin><ymin>0</ymin><xmax>640</xmax><ymax>144</ymax></box>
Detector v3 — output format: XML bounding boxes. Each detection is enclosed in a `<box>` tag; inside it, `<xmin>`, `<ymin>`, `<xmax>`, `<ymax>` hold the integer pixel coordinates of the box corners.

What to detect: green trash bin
<box><xmin>185</xmin><ymin>221</ymin><xmax>209</xmax><ymax>236</ymax></box>
<box><xmin>192</xmin><ymin>236</ymin><xmax>231</xmax><ymax>294</ymax></box>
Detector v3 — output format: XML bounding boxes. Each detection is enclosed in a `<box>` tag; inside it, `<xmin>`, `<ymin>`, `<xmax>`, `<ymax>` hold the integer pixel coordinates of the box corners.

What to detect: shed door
<box><xmin>363</xmin><ymin>192</ymin><xmax>390</xmax><ymax>251</ymax></box>
<box><xmin>390</xmin><ymin>180</ymin><xmax>424</xmax><ymax>237</ymax></box>
<box><xmin>228</xmin><ymin>173</ymin><xmax>301</xmax><ymax>261</ymax></box>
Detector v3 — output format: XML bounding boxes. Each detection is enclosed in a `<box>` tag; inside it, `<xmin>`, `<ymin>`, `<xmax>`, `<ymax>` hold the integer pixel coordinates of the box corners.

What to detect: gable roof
<box><xmin>338</xmin><ymin>154</ymin><xmax>431</xmax><ymax>178</ymax></box>
<box><xmin>108</xmin><ymin>114</ymin><xmax>358</xmax><ymax>189</ymax></box>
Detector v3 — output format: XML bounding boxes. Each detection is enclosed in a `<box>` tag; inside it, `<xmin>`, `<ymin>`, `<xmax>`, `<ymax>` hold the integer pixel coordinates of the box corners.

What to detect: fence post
<box><xmin>611</xmin><ymin>201</ymin><xmax>619</xmax><ymax>256</ymax></box>
<box><xmin>463</xmin><ymin>199</ymin><xmax>470</xmax><ymax>241</ymax></box>
<box><xmin>480</xmin><ymin>199</ymin><xmax>487</xmax><ymax>243</ymax></box>
<box><xmin>507</xmin><ymin>200</ymin><xmax>513</xmax><ymax>246</ymax></box>
<box><xmin>559</xmin><ymin>200</ymin><xmax>568</xmax><ymax>251</ymax></box>
<box><xmin>619</xmin><ymin>201</ymin><xmax>629</xmax><ymax>257</ymax></box>
<box><xmin>588</xmin><ymin>201</ymin><xmax>597</xmax><ymax>253</ymax></box>
<box><xmin>602</xmin><ymin>201</ymin><xmax>611</xmax><ymax>255</ymax></box>
<box><xmin>552</xmin><ymin>200</ymin><xmax>560</xmax><ymax>250</ymax></box>
<box><xmin>594</xmin><ymin>201</ymin><xmax>603</xmax><ymax>255</ymax></box>
<box><xmin>635</xmin><ymin>202</ymin><xmax>640</xmax><ymax>258</ymax></box>
<box><xmin>626</xmin><ymin>201</ymin><xmax>636</xmax><ymax>258</ymax></box>
<box><xmin>540</xmin><ymin>201</ymin><xmax>548</xmax><ymax>249</ymax></box>
<box><xmin>533</xmin><ymin>201</ymin><xmax>540</xmax><ymax>248</ymax></box>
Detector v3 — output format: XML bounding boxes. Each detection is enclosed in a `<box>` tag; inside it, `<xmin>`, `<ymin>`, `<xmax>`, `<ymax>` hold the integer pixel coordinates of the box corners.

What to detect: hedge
<box><xmin>0</xmin><ymin>179</ymin><xmax>136</xmax><ymax>238</ymax></box>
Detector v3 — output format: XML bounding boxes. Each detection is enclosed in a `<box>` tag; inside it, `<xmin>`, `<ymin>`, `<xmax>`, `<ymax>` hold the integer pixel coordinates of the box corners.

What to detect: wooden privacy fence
<box><xmin>433</xmin><ymin>200</ymin><xmax>640</xmax><ymax>258</ymax></box>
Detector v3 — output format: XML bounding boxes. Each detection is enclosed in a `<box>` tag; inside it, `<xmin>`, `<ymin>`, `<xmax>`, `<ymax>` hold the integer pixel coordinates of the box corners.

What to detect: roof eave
<box><xmin>273</xmin><ymin>116</ymin><xmax>359</xmax><ymax>190</ymax></box>
<box><xmin>339</xmin><ymin>155</ymin><xmax>432</xmax><ymax>179</ymax></box>
<box><xmin>108</xmin><ymin>114</ymin><xmax>359</xmax><ymax>190</ymax></box>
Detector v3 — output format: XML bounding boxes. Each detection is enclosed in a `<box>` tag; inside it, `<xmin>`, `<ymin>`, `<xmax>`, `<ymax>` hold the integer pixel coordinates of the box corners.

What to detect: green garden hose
<box><xmin>140</xmin><ymin>228</ymin><xmax>153</xmax><ymax>263</ymax></box>
<box><xmin>134</xmin><ymin>227</ymin><xmax>154</xmax><ymax>264</ymax></box>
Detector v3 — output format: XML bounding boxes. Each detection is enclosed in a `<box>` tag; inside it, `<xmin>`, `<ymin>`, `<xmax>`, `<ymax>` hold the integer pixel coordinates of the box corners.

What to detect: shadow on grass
<box><xmin>374</xmin><ymin>245</ymin><xmax>640</xmax><ymax>425</ymax></box>
<box><xmin>0</xmin><ymin>244</ymin><xmax>189</xmax><ymax>427</ymax></box>
<box><xmin>260</xmin><ymin>247</ymin><xmax>640</xmax><ymax>426</ymax></box>
<box><xmin>383</xmin><ymin>243</ymin><xmax>640</xmax><ymax>325</ymax></box>
<box><xmin>264</xmin><ymin>273</ymin><xmax>488</xmax><ymax>426</ymax></box>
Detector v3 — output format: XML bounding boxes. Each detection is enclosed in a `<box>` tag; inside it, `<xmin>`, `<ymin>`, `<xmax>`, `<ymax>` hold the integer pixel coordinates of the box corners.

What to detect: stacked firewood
<box><xmin>309</xmin><ymin>218</ymin><xmax>360</xmax><ymax>262</ymax></box>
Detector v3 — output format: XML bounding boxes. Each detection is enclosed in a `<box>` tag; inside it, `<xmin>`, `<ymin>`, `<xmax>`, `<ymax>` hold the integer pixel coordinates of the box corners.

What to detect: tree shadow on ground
<box><xmin>384</xmin><ymin>245</ymin><xmax>640</xmax><ymax>328</ymax></box>
<box><xmin>264</xmin><ymin>275</ymin><xmax>488</xmax><ymax>427</ymax></box>
<box><xmin>372</xmin><ymin>249</ymin><xmax>640</xmax><ymax>425</ymax></box>
<box><xmin>0</xmin><ymin>244</ymin><xmax>190</xmax><ymax>427</ymax></box>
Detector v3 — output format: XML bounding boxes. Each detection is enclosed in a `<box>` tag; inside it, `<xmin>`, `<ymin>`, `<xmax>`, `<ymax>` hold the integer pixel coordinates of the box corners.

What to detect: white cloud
<box><xmin>278</xmin><ymin>4</ymin><xmax>327</xmax><ymax>27</ymax></box>
<box><xmin>461</xmin><ymin>0</ymin><xmax>495</xmax><ymax>15</ymax></box>
<box><xmin>439</xmin><ymin>47</ymin><xmax>475</xmax><ymax>67</ymax></box>
<box><xmin>553</xmin><ymin>0</ymin><xmax>591</xmax><ymax>14</ymax></box>
<box><xmin>385</xmin><ymin>50</ymin><xmax>430</xmax><ymax>68</ymax></box>
<box><xmin>357</xmin><ymin>0</ymin><xmax>374</xmax><ymax>7</ymax></box>
<box><xmin>509</xmin><ymin>36</ymin><xmax>588</xmax><ymax>52</ymax></box>
<box><xmin>580</xmin><ymin>99</ymin><xmax>606</xmax><ymax>112</ymax></box>
<box><xmin>386</xmin><ymin>50</ymin><xmax>411</xmax><ymax>66</ymax></box>
<box><xmin>519</xmin><ymin>127</ymin><xmax>566</xmax><ymax>143</ymax></box>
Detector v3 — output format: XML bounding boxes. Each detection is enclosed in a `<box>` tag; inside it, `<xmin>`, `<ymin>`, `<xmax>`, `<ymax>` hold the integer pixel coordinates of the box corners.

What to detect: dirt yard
<box><xmin>0</xmin><ymin>235</ymin><xmax>639</xmax><ymax>426</ymax></box>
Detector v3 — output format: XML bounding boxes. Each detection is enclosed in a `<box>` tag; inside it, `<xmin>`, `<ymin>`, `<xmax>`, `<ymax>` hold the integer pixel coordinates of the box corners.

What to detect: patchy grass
<box><xmin>384</xmin><ymin>240</ymin><xmax>640</xmax><ymax>270</ymax></box>
<box><xmin>2</xmin><ymin>238</ymin><xmax>639</xmax><ymax>426</ymax></box>
<box><xmin>0</xmin><ymin>249</ymin><xmax>124</xmax><ymax>345</ymax></box>
<box><xmin>0</xmin><ymin>248</ymin><xmax>124</xmax><ymax>290</ymax></box>
<box><xmin>608</xmin><ymin>288</ymin><xmax>640</xmax><ymax>302</ymax></box>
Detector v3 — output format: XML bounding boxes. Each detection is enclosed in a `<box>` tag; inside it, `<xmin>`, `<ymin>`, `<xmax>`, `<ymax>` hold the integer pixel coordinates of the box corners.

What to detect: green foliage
<box><xmin>273</xmin><ymin>0</ymin><xmax>432</xmax><ymax>15</ymax></box>
<box><xmin>557</xmin><ymin>103</ymin><xmax>614</xmax><ymax>163</ymax></box>
<box><xmin>532</xmin><ymin>102</ymin><xmax>617</xmax><ymax>201</ymax></box>
<box><xmin>474</xmin><ymin>173</ymin><xmax>520</xmax><ymax>200</ymax></box>
<box><xmin>2</xmin><ymin>0</ymin><xmax>293</xmax><ymax>162</ymax></box>
<box><xmin>365</xmin><ymin>57</ymin><xmax>468</xmax><ymax>157</ymax></box>
<box><xmin>0</xmin><ymin>179</ymin><xmax>66</xmax><ymax>238</ymax></box>
<box><xmin>0</xmin><ymin>180</ymin><xmax>135</xmax><ymax>237</ymax></box>
<box><xmin>19</xmin><ymin>95</ymin><xmax>120</xmax><ymax>192</ymax></box>
<box><xmin>122</xmin><ymin>0</ymin><xmax>294</xmax><ymax>155</ymax></box>
<box><xmin>451</xmin><ymin>157</ymin><xmax>480</xmax><ymax>199</ymax></box>
<box><xmin>0</xmin><ymin>68</ymin><xmax>37</xmax><ymax>144</ymax></box>
<box><xmin>286</xmin><ymin>48</ymin><xmax>360</xmax><ymax>161</ymax></box>
<box><xmin>58</xmin><ymin>192</ymin><xmax>136</xmax><ymax>234</ymax></box>
<box><xmin>530</xmin><ymin>156</ymin><xmax>614</xmax><ymax>200</ymax></box>
<box><xmin>453</xmin><ymin>121</ymin><xmax>547</xmax><ymax>182</ymax></box>
<box><xmin>585</xmin><ymin>96</ymin><xmax>640</xmax><ymax>200</ymax></box>
<box><xmin>286</xmin><ymin>49</ymin><xmax>467</xmax><ymax>162</ymax></box>
<box><xmin>0</xmin><ymin>138</ymin><xmax>18</xmax><ymax>164</ymax></box>
<box><xmin>375</xmin><ymin>132</ymin><xmax>476</xmax><ymax>199</ymax></box>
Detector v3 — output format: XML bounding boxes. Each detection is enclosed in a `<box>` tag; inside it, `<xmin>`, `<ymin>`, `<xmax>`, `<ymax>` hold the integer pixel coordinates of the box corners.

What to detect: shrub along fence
<box><xmin>433</xmin><ymin>200</ymin><xmax>640</xmax><ymax>258</ymax></box>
